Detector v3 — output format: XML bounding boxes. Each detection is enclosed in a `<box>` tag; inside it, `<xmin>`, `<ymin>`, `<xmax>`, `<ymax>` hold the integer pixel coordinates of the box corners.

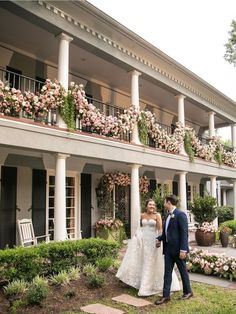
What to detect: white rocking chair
<box><xmin>17</xmin><ymin>218</ymin><xmax>50</xmax><ymax>247</ymax></box>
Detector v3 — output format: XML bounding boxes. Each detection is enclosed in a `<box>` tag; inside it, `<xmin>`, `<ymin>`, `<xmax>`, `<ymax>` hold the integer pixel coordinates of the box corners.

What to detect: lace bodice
<box><xmin>142</xmin><ymin>218</ymin><xmax>157</xmax><ymax>229</ymax></box>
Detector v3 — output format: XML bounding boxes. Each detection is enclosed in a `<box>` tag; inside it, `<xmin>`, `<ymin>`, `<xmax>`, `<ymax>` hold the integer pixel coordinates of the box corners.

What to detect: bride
<box><xmin>116</xmin><ymin>199</ymin><xmax>180</xmax><ymax>296</ymax></box>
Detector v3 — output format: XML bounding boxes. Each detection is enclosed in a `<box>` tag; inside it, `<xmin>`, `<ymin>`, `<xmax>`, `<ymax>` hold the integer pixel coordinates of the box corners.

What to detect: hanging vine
<box><xmin>60</xmin><ymin>94</ymin><xmax>76</xmax><ymax>131</ymax></box>
<box><xmin>184</xmin><ymin>131</ymin><xmax>195</xmax><ymax>162</ymax></box>
<box><xmin>138</xmin><ymin>112</ymin><xmax>149</xmax><ymax>144</ymax></box>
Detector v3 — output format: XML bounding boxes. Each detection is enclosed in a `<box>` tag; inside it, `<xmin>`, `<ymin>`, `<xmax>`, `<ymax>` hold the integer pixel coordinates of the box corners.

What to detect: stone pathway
<box><xmin>81</xmin><ymin>303</ymin><xmax>124</xmax><ymax>314</ymax></box>
<box><xmin>112</xmin><ymin>294</ymin><xmax>152</xmax><ymax>307</ymax></box>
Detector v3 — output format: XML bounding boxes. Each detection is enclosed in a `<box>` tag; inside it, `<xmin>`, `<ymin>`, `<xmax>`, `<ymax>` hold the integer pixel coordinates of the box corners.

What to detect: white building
<box><xmin>0</xmin><ymin>0</ymin><xmax>236</xmax><ymax>248</ymax></box>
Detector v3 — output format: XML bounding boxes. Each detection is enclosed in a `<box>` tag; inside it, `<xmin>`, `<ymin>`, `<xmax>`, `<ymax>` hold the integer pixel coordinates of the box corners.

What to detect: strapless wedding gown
<box><xmin>116</xmin><ymin>218</ymin><xmax>180</xmax><ymax>296</ymax></box>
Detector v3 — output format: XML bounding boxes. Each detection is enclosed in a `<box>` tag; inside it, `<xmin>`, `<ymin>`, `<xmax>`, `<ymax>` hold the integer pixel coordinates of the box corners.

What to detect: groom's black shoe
<box><xmin>180</xmin><ymin>292</ymin><xmax>193</xmax><ymax>300</ymax></box>
<box><xmin>154</xmin><ymin>296</ymin><xmax>170</xmax><ymax>305</ymax></box>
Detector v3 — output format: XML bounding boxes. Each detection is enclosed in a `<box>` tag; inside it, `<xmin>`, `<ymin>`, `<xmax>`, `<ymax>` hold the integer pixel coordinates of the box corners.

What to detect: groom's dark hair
<box><xmin>165</xmin><ymin>194</ymin><xmax>178</xmax><ymax>206</ymax></box>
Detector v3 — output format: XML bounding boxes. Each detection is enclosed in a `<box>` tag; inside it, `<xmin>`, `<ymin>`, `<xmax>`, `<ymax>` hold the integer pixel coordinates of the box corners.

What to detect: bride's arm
<box><xmin>156</xmin><ymin>213</ymin><xmax>162</xmax><ymax>234</ymax></box>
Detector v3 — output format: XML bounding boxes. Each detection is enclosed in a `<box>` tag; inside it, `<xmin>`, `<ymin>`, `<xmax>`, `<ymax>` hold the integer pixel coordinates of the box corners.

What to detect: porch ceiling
<box><xmin>0</xmin><ymin>4</ymin><xmax>227</xmax><ymax>128</ymax></box>
<box><xmin>0</xmin><ymin>118</ymin><xmax>235</xmax><ymax>180</ymax></box>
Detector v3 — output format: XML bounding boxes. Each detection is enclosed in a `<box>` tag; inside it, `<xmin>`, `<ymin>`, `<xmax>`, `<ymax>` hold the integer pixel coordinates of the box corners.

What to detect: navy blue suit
<box><xmin>157</xmin><ymin>208</ymin><xmax>192</xmax><ymax>298</ymax></box>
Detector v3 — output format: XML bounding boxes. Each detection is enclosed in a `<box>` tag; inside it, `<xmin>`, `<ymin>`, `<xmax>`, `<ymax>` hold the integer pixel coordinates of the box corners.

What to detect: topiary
<box><xmin>189</xmin><ymin>195</ymin><xmax>217</xmax><ymax>225</ymax></box>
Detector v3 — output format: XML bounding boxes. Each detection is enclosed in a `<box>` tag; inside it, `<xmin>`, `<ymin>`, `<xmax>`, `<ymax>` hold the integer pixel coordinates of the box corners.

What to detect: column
<box><xmin>54</xmin><ymin>153</ymin><xmax>69</xmax><ymax>241</ymax></box>
<box><xmin>217</xmin><ymin>181</ymin><xmax>221</xmax><ymax>206</ymax></box>
<box><xmin>222</xmin><ymin>189</ymin><xmax>227</xmax><ymax>206</ymax></box>
<box><xmin>210</xmin><ymin>176</ymin><xmax>218</xmax><ymax>228</ymax></box>
<box><xmin>179</xmin><ymin>171</ymin><xmax>187</xmax><ymax>213</ymax></box>
<box><xmin>210</xmin><ymin>176</ymin><xmax>217</xmax><ymax>198</ymax></box>
<box><xmin>176</xmin><ymin>94</ymin><xmax>186</xmax><ymax>126</ymax></box>
<box><xmin>56</xmin><ymin>33</ymin><xmax>73</xmax><ymax>128</ymax></box>
<box><xmin>130</xmin><ymin>164</ymin><xmax>141</xmax><ymax>237</ymax></box>
<box><xmin>231</xmin><ymin>124</ymin><xmax>236</xmax><ymax>149</ymax></box>
<box><xmin>208</xmin><ymin>111</ymin><xmax>215</xmax><ymax>138</ymax></box>
<box><xmin>129</xmin><ymin>70</ymin><xmax>141</xmax><ymax>145</ymax></box>
<box><xmin>233</xmin><ymin>180</ymin><xmax>236</xmax><ymax>219</ymax></box>
<box><xmin>176</xmin><ymin>95</ymin><xmax>186</xmax><ymax>155</ymax></box>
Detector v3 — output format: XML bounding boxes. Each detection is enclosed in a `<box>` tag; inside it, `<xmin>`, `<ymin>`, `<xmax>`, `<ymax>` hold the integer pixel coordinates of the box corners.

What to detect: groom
<box><xmin>155</xmin><ymin>194</ymin><xmax>193</xmax><ymax>305</ymax></box>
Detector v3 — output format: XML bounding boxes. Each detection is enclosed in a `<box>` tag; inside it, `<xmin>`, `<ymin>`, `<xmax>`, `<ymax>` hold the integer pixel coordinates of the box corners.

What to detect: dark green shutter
<box><xmin>0</xmin><ymin>166</ymin><xmax>17</xmax><ymax>248</ymax></box>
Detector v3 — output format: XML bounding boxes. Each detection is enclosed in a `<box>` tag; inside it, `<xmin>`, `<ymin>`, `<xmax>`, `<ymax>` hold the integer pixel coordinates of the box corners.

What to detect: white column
<box><xmin>217</xmin><ymin>181</ymin><xmax>221</xmax><ymax>206</ymax></box>
<box><xmin>210</xmin><ymin>176</ymin><xmax>218</xmax><ymax>229</ymax></box>
<box><xmin>233</xmin><ymin>180</ymin><xmax>236</xmax><ymax>219</ymax></box>
<box><xmin>179</xmin><ymin>171</ymin><xmax>187</xmax><ymax>213</ymax></box>
<box><xmin>210</xmin><ymin>176</ymin><xmax>217</xmax><ymax>198</ymax></box>
<box><xmin>209</xmin><ymin>111</ymin><xmax>216</xmax><ymax>138</ymax></box>
<box><xmin>54</xmin><ymin>153</ymin><xmax>69</xmax><ymax>241</ymax></box>
<box><xmin>231</xmin><ymin>124</ymin><xmax>236</xmax><ymax>149</ymax></box>
<box><xmin>176</xmin><ymin>94</ymin><xmax>186</xmax><ymax>126</ymax></box>
<box><xmin>129</xmin><ymin>70</ymin><xmax>141</xmax><ymax>145</ymax></box>
<box><xmin>222</xmin><ymin>189</ymin><xmax>227</xmax><ymax>206</ymax></box>
<box><xmin>130</xmin><ymin>164</ymin><xmax>141</xmax><ymax>237</ymax></box>
<box><xmin>56</xmin><ymin>33</ymin><xmax>73</xmax><ymax>128</ymax></box>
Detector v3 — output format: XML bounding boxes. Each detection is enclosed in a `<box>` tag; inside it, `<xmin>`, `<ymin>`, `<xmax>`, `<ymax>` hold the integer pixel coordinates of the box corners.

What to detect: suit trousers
<box><xmin>163</xmin><ymin>251</ymin><xmax>192</xmax><ymax>297</ymax></box>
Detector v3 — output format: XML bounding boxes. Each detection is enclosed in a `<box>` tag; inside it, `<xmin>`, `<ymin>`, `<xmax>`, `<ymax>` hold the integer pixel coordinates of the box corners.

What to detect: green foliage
<box><xmin>220</xmin><ymin>220</ymin><xmax>236</xmax><ymax>234</ymax></box>
<box><xmin>27</xmin><ymin>276</ymin><xmax>49</xmax><ymax>305</ymax></box>
<box><xmin>0</xmin><ymin>238</ymin><xmax>119</xmax><ymax>282</ymax></box>
<box><xmin>140</xmin><ymin>191</ymin><xmax>151</xmax><ymax>212</ymax></box>
<box><xmin>86</xmin><ymin>273</ymin><xmax>105</xmax><ymax>288</ymax></box>
<box><xmin>152</xmin><ymin>188</ymin><xmax>166</xmax><ymax>214</ymax></box>
<box><xmin>184</xmin><ymin>132</ymin><xmax>195</xmax><ymax>162</ymax></box>
<box><xmin>216</xmin><ymin>206</ymin><xmax>234</xmax><ymax>224</ymax></box>
<box><xmin>50</xmin><ymin>270</ymin><xmax>70</xmax><ymax>286</ymax></box>
<box><xmin>4</xmin><ymin>279</ymin><xmax>28</xmax><ymax>297</ymax></box>
<box><xmin>60</xmin><ymin>94</ymin><xmax>76</xmax><ymax>131</ymax></box>
<box><xmin>67</xmin><ymin>267</ymin><xmax>80</xmax><ymax>281</ymax></box>
<box><xmin>189</xmin><ymin>195</ymin><xmax>217</xmax><ymax>224</ymax></box>
<box><xmin>138</xmin><ymin>111</ymin><xmax>148</xmax><ymax>144</ymax></box>
<box><xmin>214</xmin><ymin>145</ymin><xmax>223</xmax><ymax>165</ymax></box>
<box><xmin>0</xmin><ymin>246</ymin><xmax>43</xmax><ymax>282</ymax></box>
<box><xmin>96</xmin><ymin>257</ymin><xmax>114</xmax><ymax>272</ymax></box>
<box><xmin>83</xmin><ymin>263</ymin><xmax>97</xmax><ymax>276</ymax></box>
<box><xmin>224</xmin><ymin>20</ymin><xmax>236</xmax><ymax>66</ymax></box>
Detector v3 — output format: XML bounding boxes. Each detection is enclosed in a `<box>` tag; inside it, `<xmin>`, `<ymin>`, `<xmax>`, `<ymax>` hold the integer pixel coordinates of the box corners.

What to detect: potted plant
<box><xmin>95</xmin><ymin>218</ymin><xmax>126</xmax><ymax>244</ymax></box>
<box><xmin>219</xmin><ymin>226</ymin><xmax>232</xmax><ymax>247</ymax></box>
<box><xmin>189</xmin><ymin>195</ymin><xmax>217</xmax><ymax>246</ymax></box>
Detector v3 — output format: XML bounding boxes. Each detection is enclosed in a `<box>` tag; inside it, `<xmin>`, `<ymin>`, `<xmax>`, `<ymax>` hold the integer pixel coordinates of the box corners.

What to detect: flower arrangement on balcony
<box><xmin>187</xmin><ymin>248</ymin><xmax>236</xmax><ymax>280</ymax></box>
<box><xmin>1</xmin><ymin>78</ymin><xmax>236</xmax><ymax>167</ymax></box>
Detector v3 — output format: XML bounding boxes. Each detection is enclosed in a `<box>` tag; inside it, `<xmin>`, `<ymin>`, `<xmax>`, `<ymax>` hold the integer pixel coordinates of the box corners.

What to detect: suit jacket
<box><xmin>157</xmin><ymin>208</ymin><xmax>189</xmax><ymax>255</ymax></box>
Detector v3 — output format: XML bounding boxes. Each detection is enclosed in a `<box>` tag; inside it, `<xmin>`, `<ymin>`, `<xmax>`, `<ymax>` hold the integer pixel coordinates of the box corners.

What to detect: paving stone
<box><xmin>112</xmin><ymin>294</ymin><xmax>152</xmax><ymax>307</ymax></box>
<box><xmin>228</xmin><ymin>283</ymin><xmax>236</xmax><ymax>290</ymax></box>
<box><xmin>81</xmin><ymin>303</ymin><xmax>124</xmax><ymax>314</ymax></box>
<box><xmin>189</xmin><ymin>273</ymin><xmax>230</xmax><ymax>288</ymax></box>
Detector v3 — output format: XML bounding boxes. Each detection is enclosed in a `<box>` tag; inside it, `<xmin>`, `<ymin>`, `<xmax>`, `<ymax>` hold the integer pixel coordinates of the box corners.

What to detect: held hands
<box><xmin>156</xmin><ymin>240</ymin><xmax>161</xmax><ymax>248</ymax></box>
<box><xmin>179</xmin><ymin>251</ymin><xmax>187</xmax><ymax>260</ymax></box>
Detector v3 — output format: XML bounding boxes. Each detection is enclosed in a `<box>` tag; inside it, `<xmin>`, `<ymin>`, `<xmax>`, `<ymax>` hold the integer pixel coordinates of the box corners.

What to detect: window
<box><xmin>48</xmin><ymin>175</ymin><xmax>76</xmax><ymax>239</ymax></box>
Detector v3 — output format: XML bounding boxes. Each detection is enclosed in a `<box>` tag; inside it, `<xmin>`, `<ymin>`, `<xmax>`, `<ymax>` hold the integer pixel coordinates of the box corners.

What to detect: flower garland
<box><xmin>187</xmin><ymin>248</ymin><xmax>236</xmax><ymax>280</ymax></box>
<box><xmin>99</xmin><ymin>172</ymin><xmax>149</xmax><ymax>194</ymax></box>
<box><xmin>1</xmin><ymin>79</ymin><xmax>236</xmax><ymax>167</ymax></box>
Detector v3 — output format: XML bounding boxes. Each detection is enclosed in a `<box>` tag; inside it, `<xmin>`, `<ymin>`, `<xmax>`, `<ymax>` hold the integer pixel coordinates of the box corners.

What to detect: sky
<box><xmin>88</xmin><ymin>0</ymin><xmax>236</xmax><ymax>139</ymax></box>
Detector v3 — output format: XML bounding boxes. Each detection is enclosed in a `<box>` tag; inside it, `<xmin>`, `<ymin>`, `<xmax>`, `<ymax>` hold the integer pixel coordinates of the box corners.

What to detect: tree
<box><xmin>224</xmin><ymin>20</ymin><xmax>236</xmax><ymax>66</ymax></box>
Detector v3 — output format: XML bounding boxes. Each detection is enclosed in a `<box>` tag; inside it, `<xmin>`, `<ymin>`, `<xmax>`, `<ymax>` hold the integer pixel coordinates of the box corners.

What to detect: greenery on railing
<box><xmin>1</xmin><ymin>78</ymin><xmax>236</xmax><ymax>167</ymax></box>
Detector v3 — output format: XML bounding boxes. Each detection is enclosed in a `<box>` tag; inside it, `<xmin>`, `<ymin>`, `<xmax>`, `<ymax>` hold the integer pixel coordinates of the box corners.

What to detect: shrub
<box><xmin>216</xmin><ymin>206</ymin><xmax>234</xmax><ymax>224</ymax></box>
<box><xmin>67</xmin><ymin>267</ymin><xmax>80</xmax><ymax>281</ymax></box>
<box><xmin>0</xmin><ymin>238</ymin><xmax>119</xmax><ymax>282</ymax></box>
<box><xmin>50</xmin><ymin>270</ymin><xmax>70</xmax><ymax>286</ymax></box>
<box><xmin>220</xmin><ymin>220</ymin><xmax>236</xmax><ymax>235</ymax></box>
<box><xmin>96</xmin><ymin>257</ymin><xmax>114</xmax><ymax>272</ymax></box>
<box><xmin>87</xmin><ymin>273</ymin><xmax>105</xmax><ymax>288</ymax></box>
<box><xmin>83</xmin><ymin>263</ymin><xmax>97</xmax><ymax>276</ymax></box>
<box><xmin>189</xmin><ymin>195</ymin><xmax>217</xmax><ymax>224</ymax></box>
<box><xmin>4</xmin><ymin>279</ymin><xmax>28</xmax><ymax>297</ymax></box>
<box><xmin>27</xmin><ymin>276</ymin><xmax>49</xmax><ymax>305</ymax></box>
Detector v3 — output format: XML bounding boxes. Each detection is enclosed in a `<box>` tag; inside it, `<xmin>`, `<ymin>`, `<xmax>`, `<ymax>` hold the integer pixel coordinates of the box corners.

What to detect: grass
<box><xmin>60</xmin><ymin>282</ymin><xmax>236</xmax><ymax>314</ymax></box>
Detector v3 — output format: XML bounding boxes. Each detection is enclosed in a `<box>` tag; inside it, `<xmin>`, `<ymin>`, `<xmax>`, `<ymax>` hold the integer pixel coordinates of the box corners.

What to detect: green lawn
<box><xmin>62</xmin><ymin>282</ymin><xmax>236</xmax><ymax>314</ymax></box>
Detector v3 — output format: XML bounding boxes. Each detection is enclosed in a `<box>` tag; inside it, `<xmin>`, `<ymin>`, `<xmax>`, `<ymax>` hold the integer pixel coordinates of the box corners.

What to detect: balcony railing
<box><xmin>0</xmin><ymin>68</ymin><xmax>172</xmax><ymax>143</ymax></box>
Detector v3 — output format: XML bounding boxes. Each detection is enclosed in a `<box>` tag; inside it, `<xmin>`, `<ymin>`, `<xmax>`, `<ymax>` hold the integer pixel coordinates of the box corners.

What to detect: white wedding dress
<box><xmin>116</xmin><ymin>218</ymin><xmax>180</xmax><ymax>296</ymax></box>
